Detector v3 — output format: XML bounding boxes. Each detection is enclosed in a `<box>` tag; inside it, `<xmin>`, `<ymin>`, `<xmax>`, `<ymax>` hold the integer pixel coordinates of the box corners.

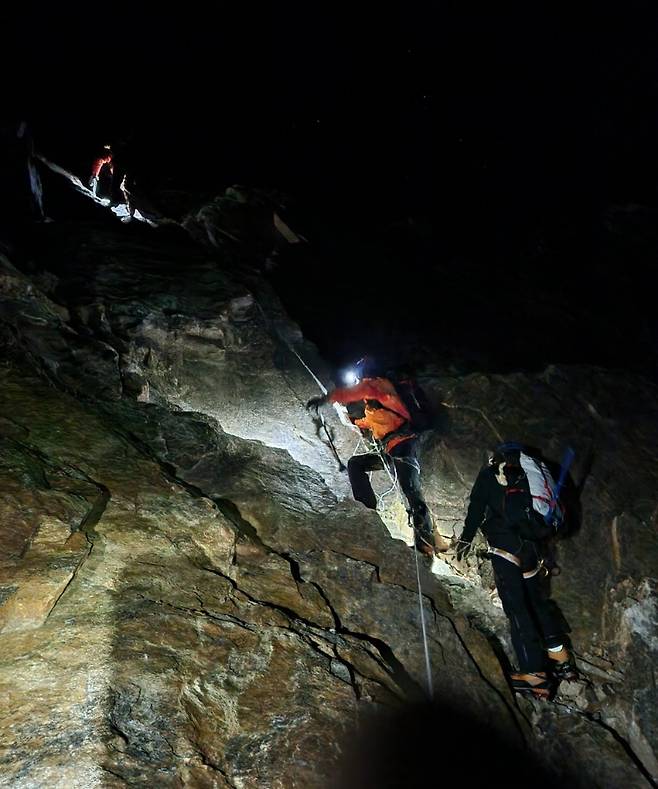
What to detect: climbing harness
<box><xmin>488</xmin><ymin>546</ymin><xmax>521</xmax><ymax>566</ymax></box>
<box><xmin>485</xmin><ymin>546</ymin><xmax>543</xmax><ymax>579</ymax></box>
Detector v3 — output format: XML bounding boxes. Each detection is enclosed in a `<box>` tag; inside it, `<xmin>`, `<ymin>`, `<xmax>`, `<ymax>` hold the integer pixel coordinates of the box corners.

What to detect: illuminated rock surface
<box><xmin>0</xmin><ymin>197</ymin><xmax>656</xmax><ymax>787</ymax></box>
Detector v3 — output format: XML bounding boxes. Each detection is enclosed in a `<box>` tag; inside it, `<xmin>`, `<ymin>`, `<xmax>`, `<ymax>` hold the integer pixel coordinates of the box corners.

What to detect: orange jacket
<box><xmin>328</xmin><ymin>376</ymin><xmax>413</xmax><ymax>451</ymax></box>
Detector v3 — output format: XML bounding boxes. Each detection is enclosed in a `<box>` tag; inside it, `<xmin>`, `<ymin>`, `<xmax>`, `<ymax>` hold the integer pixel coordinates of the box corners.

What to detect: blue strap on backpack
<box><xmin>544</xmin><ymin>446</ymin><xmax>575</xmax><ymax>525</ymax></box>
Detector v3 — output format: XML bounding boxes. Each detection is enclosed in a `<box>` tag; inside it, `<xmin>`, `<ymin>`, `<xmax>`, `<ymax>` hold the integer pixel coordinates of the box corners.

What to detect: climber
<box><xmin>109</xmin><ymin>135</ymin><xmax>138</xmax><ymax>220</ymax></box>
<box><xmin>456</xmin><ymin>442</ymin><xmax>578</xmax><ymax>698</ymax></box>
<box><xmin>89</xmin><ymin>145</ymin><xmax>113</xmax><ymax>197</ymax></box>
<box><xmin>307</xmin><ymin>358</ymin><xmax>436</xmax><ymax>557</ymax></box>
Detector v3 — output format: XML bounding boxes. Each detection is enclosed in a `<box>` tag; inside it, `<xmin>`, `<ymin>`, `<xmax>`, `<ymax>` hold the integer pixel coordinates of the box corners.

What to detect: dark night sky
<box><xmin>4</xmin><ymin>3</ymin><xmax>658</xmax><ymax>376</ymax></box>
<box><xmin>11</xmin><ymin>3</ymin><xmax>658</xmax><ymax>214</ymax></box>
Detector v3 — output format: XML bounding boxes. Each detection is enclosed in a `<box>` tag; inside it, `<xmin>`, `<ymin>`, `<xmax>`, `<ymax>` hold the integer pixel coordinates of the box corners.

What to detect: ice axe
<box><xmin>252</xmin><ymin>301</ymin><xmax>347</xmax><ymax>472</ymax></box>
<box><xmin>315</xmin><ymin>408</ymin><xmax>346</xmax><ymax>472</ymax></box>
<box><xmin>287</xmin><ymin>345</ymin><xmax>346</xmax><ymax>472</ymax></box>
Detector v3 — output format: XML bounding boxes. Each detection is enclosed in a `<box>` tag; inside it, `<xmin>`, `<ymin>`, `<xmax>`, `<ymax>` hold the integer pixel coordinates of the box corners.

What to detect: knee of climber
<box><xmin>347</xmin><ymin>456</ymin><xmax>362</xmax><ymax>474</ymax></box>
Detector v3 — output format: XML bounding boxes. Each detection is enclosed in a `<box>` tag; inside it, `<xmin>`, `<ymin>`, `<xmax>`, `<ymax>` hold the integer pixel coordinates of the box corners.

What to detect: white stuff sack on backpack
<box><xmin>519</xmin><ymin>451</ymin><xmax>563</xmax><ymax>524</ymax></box>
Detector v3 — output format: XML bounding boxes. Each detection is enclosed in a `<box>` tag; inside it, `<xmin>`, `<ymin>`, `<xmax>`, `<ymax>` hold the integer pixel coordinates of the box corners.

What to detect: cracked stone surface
<box><xmin>0</xmin><ymin>197</ymin><xmax>657</xmax><ymax>787</ymax></box>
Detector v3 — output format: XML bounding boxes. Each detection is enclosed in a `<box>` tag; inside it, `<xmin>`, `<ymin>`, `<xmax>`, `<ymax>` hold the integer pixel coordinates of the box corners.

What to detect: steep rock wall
<box><xmin>0</xmin><ymin>212</ymin><xmax>656</xmax><ymax>788</ymax></box>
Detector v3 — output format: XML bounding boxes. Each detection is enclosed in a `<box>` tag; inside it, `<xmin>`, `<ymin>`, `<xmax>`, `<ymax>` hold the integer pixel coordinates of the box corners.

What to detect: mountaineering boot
<box><xmin>547</xmin><ymin>647</ymin><xmax>578</xmax><ymax>681</ymax></box>
<box><xmin>510</xmin><ymin>672</ymin><xmax>552</xmax><ymax>700</ymax></box>
<box><xmin>414</xmin><ymin>528</ymin><xmax>436</xmax><ymax>558</ymax></box>
<box><xmin>411</xmin><ymin>507</ymin><xmax>436</xmax><ymax>558</ymax></box>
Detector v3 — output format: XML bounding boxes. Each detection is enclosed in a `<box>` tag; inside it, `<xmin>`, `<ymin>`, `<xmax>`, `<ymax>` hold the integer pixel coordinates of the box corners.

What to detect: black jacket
<box><xmin>461</xmin><ymin>464</ymin><xmax>534</xmax><ymax>548</ymax></box>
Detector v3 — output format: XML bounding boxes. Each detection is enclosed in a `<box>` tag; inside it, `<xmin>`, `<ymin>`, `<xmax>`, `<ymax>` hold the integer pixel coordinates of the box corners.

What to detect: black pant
<box><xmin>347</xmin><ymin>440</ymin><xmax>432</xmax><ymax>538</ymax></box>
<box><xmin>490</xmin><ymin>537</ymin><xmax>564</xmax><ymax>673</ymax></box>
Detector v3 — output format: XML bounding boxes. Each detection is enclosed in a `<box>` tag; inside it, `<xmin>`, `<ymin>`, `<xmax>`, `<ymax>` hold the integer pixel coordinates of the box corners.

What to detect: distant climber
<box><xmin>307</xmin><ymin>358</ymin><xmax>437</xmax><ymax>557</ymax></box>
<box><xmin>109</xmin><ymin>135</ymin><xmax>138</xmax><ymax>220</ymax></box>
<box><xmin>89</xmin><ymin>145</ymin><xmax>113</xmax><ymax>197</ymax></box>
<box><xmin>456</xmin><ymin>442</ymin><xmax>578</xmax><ymax>698</ymax></box>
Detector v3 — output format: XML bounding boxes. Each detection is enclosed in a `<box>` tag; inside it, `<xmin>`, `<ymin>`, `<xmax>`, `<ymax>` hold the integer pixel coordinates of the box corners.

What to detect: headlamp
<box><xmin>343</xmin><ymin>369</ymin><xmax>359</xmax><ymax>386</ymax></box>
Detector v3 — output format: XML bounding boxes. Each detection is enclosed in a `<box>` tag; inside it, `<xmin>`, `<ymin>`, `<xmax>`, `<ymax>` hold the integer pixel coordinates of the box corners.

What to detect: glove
<box><xmin>88</xmin><ymin>175</ymin><xmax>98</xmax><ymax>193</ymax></box>
<box><xmin>306</xmin><ymin>395</ymin><xmax>327</xmax><ymax>411</ymax></box>
<box><xmin>455</xmin><ymin>540</ymin><xmax>472</xmax><ymax>562</ymax></box>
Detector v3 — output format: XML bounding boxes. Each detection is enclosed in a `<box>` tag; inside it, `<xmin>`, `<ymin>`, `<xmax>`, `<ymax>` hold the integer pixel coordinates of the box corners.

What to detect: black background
<box><xmin>5</xmin><ymin>2</ymin><xmax>658</xmax><ymax>376</ymax></box>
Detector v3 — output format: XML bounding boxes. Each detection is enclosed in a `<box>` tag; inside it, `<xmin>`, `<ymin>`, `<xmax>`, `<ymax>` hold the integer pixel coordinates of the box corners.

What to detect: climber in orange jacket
<box><xmin>334</xmin><ymin>377</ymin><xmax>412</xmax><ymax>451</ymax></box>
<box><xmin>89</xmin><ymin>146</ymin><xmax>113</xmax><ymax>197</ymax></box>
<box><xmin>307</xmin><ymin>360</ymin><xmax>436</xmax><ymax>556</ymax></box>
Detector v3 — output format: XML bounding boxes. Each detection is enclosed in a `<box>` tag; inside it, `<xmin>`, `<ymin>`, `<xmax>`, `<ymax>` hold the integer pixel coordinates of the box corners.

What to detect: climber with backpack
<box><xmin>455</xmin><ymin>442</ymin><xmax>578</xmax><ymax>698</ymax></box>
<box><xmin>307</xmin><ymin>358</ymin><xmax>437</xmax><ymax>557</ymax></box>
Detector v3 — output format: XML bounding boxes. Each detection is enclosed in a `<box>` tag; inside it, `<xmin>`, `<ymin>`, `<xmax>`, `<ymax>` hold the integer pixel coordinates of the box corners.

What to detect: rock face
<box><xmin>0</xmin><ymin>179</ymin><xmax>657</xmax><ymax>787</ymax></box>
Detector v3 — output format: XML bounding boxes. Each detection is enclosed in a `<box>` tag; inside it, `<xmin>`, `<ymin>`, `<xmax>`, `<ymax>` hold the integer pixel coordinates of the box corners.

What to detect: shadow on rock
<box><xmin>329</xmin><ymin>699</ymin><xmax>567</xmax><ymax>789</ymax></box>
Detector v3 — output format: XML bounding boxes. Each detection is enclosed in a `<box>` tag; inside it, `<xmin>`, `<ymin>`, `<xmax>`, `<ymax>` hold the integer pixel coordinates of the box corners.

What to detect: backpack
<box><xmin>502</xmin><ymin>451</ymin><xmax>566</xmax><ymax>540</ymax></box>
<box><xmin>391</xmin><ymin>377</ymin><xmax>434</xmax><ymax>434</ymax></box>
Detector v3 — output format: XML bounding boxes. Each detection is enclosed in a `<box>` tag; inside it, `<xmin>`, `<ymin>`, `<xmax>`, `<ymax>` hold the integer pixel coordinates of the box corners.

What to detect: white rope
<box><xmin>372</xmin><ymin>441</ymin><xmax>434</xmax><ymax>698</ymax></box>
<box><xmin>414</xmin><ymin>534</ymin><xmax>434</xmax><ymax>698</ymax></box>
<box><xmin>287</xmin><ymin>345</ymin><xmax>328</xmax><ymax>395</ymax></box>
<box><xmin>351</xmin><ymin>433</ymin><xmax>368</xmax><ymax>458</ymax></box>
<box><xmin>376</xmin><ymin>445</ymin><xmax>399</xmax><ymax>506</ymax></box>
<box><xmin>287</xmin><ymin>342</ymin><xmax>355</xmax><ymax>428</ymax></box>
<box><xmin>272</xmin><ymin>329</ymin><xmax>434</xmax><ymax>696</ymax></box>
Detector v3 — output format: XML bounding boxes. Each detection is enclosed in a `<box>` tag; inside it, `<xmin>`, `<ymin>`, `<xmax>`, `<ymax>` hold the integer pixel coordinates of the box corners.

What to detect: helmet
<box><xmin>492</xmin><ymin>441</ymin><xmax>524</xmax><ymax>465</ymax></box>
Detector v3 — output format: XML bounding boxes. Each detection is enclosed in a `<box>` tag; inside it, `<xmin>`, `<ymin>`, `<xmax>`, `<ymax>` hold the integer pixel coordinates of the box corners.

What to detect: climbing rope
<box><xmin>371</xmin><ymin>438</ymin><xmax>399</xmax><ymax>507</ymax></box>
<box><xmin>349</xmin><ymin>431</ymin><xmax>398</xmax><ymax>506</ymax></box>
<box><xmin>334</xmin><ymin>402</ymin><xmax>436</xmax><ymax>696</ymax></box>
<box><xmin>413</xmin><ymin>522</ymin><xmax>434</xmax><ymax>698</ymax></box>
<box><xmin>286</xmin><ymin>344</ymin><xmax>328</xmax><ymax>396</ymax></box>
<box><xmin>369</xmin><ymin>439</ymin><xmax>434</xmax><ymax>698</ymax></box>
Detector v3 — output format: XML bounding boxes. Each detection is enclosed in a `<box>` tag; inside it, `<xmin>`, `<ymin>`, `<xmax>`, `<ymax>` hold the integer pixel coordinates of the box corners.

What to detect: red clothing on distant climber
<box><xmin>91</xmin><ymin>154</ymin><xmax>113</xmax><ymax>178</ymax></box>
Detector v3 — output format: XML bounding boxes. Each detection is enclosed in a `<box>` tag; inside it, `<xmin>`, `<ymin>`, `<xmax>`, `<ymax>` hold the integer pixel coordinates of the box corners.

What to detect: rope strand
<box><xmin>371</xmin><ymin>440</ymin><xmax>434</xmax><ymax>698</ymax></box>
<box><xmin>414</xmin><ymin>532</ymin><xmax>434</xmax><ymax>697</ymax></box>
